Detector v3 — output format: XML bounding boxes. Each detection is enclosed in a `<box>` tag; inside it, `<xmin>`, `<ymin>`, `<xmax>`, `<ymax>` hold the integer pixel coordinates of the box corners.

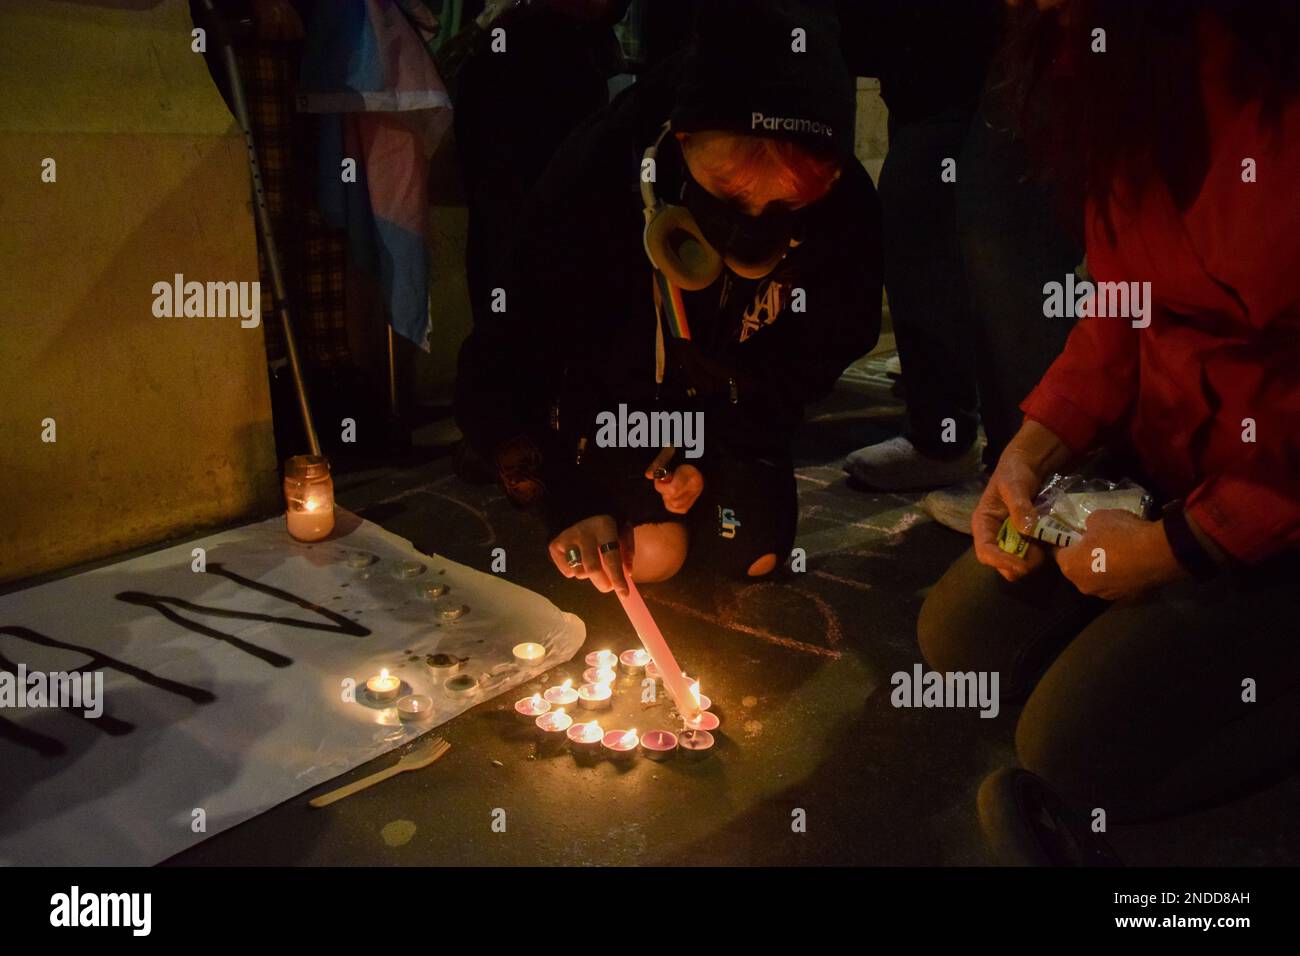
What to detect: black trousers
<box><xmin>919</xmin><ymin>548</ymin><xmax>1300</xmax><ymax>823</ymax></box>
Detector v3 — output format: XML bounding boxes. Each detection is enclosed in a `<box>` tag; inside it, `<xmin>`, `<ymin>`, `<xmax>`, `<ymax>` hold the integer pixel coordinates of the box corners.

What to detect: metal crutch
<box><xmin>201</xmin><ymin>0</ymin><xmax>322</xmax><ymax>457</ymax></box>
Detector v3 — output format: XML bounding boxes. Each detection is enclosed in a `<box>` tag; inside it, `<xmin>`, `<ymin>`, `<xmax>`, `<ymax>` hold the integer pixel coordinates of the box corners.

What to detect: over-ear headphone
<box><xmin>641</xmin><ymin>125</ymin><xmax>724</xmax><ymax>291</ymax></box>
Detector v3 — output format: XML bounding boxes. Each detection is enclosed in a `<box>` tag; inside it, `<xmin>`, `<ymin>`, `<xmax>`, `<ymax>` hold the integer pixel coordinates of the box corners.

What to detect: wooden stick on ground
<box><xmin>309</xmin><ymin>736</ymin><xmax>450</xmax><ymax>808</ymax></box>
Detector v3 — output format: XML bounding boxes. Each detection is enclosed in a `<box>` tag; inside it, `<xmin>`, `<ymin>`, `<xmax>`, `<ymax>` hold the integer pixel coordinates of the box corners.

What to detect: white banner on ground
<box><xmin>0</xmin><ymin>510</ymin><xmax>584</xmax><ymax>865</ymax></box>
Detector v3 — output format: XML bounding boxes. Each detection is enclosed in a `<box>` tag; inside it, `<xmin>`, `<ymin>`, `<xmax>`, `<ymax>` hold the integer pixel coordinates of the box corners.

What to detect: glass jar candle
<box><xmin>283</xmin><ymin>455</ymin><xmax>335</xmax><ymax>542</ymax></box>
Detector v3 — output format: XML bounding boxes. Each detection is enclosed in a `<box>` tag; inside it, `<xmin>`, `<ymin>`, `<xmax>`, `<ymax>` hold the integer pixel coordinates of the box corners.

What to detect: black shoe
<box><xmin>977</xmin><ymin>767</ymin><xmax>1123</xmax><ymax>867</ymax></box>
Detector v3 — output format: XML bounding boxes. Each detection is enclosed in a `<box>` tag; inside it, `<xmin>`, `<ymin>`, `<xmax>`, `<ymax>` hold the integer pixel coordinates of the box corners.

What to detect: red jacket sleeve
<box><xmin>1019</xmin><ymin>233</ymin><xmax>1141</xmax><ymax>455</ymax></box>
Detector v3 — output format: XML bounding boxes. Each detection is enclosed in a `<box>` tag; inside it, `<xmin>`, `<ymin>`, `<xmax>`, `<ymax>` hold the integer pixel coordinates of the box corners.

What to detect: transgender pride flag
<box><xmin>299</xmin><ymin>0</ymin><xmax>453</xmax><ymax>349</ymax></box>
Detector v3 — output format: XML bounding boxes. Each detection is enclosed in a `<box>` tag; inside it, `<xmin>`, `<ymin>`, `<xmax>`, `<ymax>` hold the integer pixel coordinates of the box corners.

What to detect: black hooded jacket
<box><xmin>456</xmin><ymin>51</ymin><xmax>883</xmax><ymax>534</ymax></box>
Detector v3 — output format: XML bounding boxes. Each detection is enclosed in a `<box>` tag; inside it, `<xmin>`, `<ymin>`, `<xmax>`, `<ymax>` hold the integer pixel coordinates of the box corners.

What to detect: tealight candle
<box><xmin>585</xmin><ymin>649</ymin><xmax>618</xmax><ymax>669</ymax></box>
<box><xmin>365</xmin><ymin>668</ymin><xmax>401</xmax><ymax>701</ymax></box>
<box><xmin>345</xmin><ymin>551</ymin><xmax>375</xmax><ymax>569</ymax></box>
<box><xmin>620</xmin><ymin>649</ymin><xmax>651</xmax><ymax>674</ymax></box>
<box><xmin>515</xmin><ymin>693</ymin><xmax>551</xmax><ymax>720</ymax></box>
<box><xmin>577</xmin><ymin>682</ymin><xmax>612</xmax><ymax>710</ymax></box>
<box><xmin>443</xmin><ymin>673</ymin><xmax>480</xmax><ymax>698</ymax></box>
<box><xmin>536</xmin><ymin>707</ymin><xmax>573</xmax><ymax>740</ymax></box>
<box><xmin>679</xmin><ymin>729</ymin><xmax>715</xmax><ymax>760</ymax></box>
<box><xmin>566</xmin><ymin>720</ymin><xmax>604</xmax><ymax>755</ymax></box>
<box><xmin>394</xmin><ymin>560</ymin><xmax>426</xmax><ymax>578</ymax></box>
<box><xmin>397</xmin><ymin>694</ymin><xmax>433</xmax><ymax>721</ymax></box>
<box><xmin>640</xmin><ymin>729</ymin><xmax>677</xmax><ymax>761</ymax></box>
<box><xmin>513</xmin><ymin>642</ymin><xmax>546</xmax><ymax>665</ymax></box>
<box><xmin>544</xmin><ymin>679</ymin><xmax>579</xmax><ymax>708</ymax></box>
<box><xmin>425</xmin><ymin>653</ymin><xmax>463</xmax><ymax>677</ymax></box>
<box><xmin>583</xmin><ymin>666</ymin><xmax>617</xmax><ymax>685</ymax></box>
<box><xmin>684</xmin><ymin>710</ymin><xmax>720</xmax><ymax>732</ymax></box>
<box><xmin>602</xmin><ymin>728</ymin><xmax>639</xmax><ymax>761</ymax></box>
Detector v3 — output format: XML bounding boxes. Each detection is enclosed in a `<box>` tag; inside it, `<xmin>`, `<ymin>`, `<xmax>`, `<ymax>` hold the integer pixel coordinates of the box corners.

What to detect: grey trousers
<box><xmin>918</xmin><ymin>547</ymin><xmax>1300</xmax><ymax>822</ymax></box>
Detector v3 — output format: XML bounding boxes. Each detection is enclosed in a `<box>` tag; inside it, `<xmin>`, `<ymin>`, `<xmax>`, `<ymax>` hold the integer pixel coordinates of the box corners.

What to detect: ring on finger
<box><xmin>565</xmin><ymin>547</ymin><xmax>582</xmax><ymax>568</ymax></box>
<box><xmin>598</xmin><ymin>541</ymin><xmax>620</xmax><ymax>555</ymax></box>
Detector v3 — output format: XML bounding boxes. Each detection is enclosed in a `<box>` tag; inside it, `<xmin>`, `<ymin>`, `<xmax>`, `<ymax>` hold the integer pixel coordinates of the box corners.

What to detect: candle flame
<box><xmin>689</xmin><ymin>680</ymin><xmax>701</xmax><ymax>708</ymax></box>
<box><xmin>380</xmin><ymin>668</ymin><xmax>390</xmax><ymax>681</ymax></box>
<box><xmin>622</xmin><ymin>729</ymin><xmax>637</xmax><ymax>748</ymax></box>
<box><xmin>304</xmin><ymin>498</ymin><xmax>319</xmax><ymax>512</ymax></box>
<box><xmin>560</xmin><ymin>678</ymin><xmax>572</xmax><ymax>691</ymax></box>
<box><xmin>556</xmin><ymin>707</ymin><xmax>566</xmax><ymax>718</ymax></box>
<box><xmin>530</xmin><ymin>693</ymin><xmax>542</xmax><ymax>705</ymax></box>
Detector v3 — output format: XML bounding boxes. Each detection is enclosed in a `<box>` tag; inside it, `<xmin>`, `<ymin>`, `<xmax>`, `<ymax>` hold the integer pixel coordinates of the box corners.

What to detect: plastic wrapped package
<box><xmin>998</xmin><ymin>474</ymin><xmax>1154</xmax><ymax>557</ymax></box>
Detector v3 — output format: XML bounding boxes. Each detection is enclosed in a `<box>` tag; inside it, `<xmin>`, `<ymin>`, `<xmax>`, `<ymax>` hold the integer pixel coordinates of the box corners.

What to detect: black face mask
<box><xmin>680</xmin><ymin>166</ymin><xmax>797</xmax><ymax>278</ymax></box>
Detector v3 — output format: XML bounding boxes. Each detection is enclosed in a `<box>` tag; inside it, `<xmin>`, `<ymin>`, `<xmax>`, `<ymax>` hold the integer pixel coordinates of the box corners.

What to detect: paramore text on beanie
<box><xmin>670</xmin><ymin>0</ymin><xmax>855</xmax><ymax>158</ymax></box>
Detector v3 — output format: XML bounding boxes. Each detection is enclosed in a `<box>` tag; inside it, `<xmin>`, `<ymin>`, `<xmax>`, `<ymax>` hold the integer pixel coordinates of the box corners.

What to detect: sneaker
<box><xmin>843</xmin><ymin>435</ymin><xmax>984</xmax><ymax>492</ymax></box>
<box><xmin>977</xmin><ymin>768</ymin><xmax>1122</xmax><ymax>866</ymax></box>
<box><xmin>919</xmin><ymin>477</ymin><xmax>988</xmax><ymax>535</ymax></box>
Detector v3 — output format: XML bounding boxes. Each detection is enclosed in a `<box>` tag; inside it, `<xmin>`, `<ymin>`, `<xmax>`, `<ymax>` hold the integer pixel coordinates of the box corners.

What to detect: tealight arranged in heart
<box><xmin>684</xmin><ymin>709</ymin><xmax>720</xmax><ymax>732</ymax></box>
<box><xmin>566</xmin><ymin>720</ymin><xmax>603</xmax><ymax>755</ymax></box>
<box><xmin>640</xmin><ymin>729</ymin><xmax>677</xmax><ymax>760</ymax></box>
<box><xmin>535</xmin><ymin>708</ymin><xmax>573</xmax><ymax>748</ymax></box>
<box><xmin>679</xmin><ymin>729</ymin><xmax>715</xmax><ymax>760</ymax></box>
<box><xmin>577</xmin><ymin>682</ymin><xmax>612</xmax><ymax>710</ymax></box>
<box><xmin>394</xmin><ymin>560</ymin><xmax>427</xmax><ymax>578</ymax></box>
<box><xmin>416</xmin><ymin>581</ymin><xmax>448</xmax><ymax>600</ymax></box>
<box><xmin>601</xmin><ymin>728</ymin><xmax>639</xmax><ymax>761</ymax></box>
<box><xmin>583</xmin><ymin>666</ymin><xmax>617</xmax><ymax>685</ymax></box>
<box><xmin>584</xmin><ymin>649</ymin><xmax>618</xmax><ymax>669</ymax></box>
<box><xmin>515</xmin><ymin>693</ymin><xmax>550</xmax><ymax>720</ymax></box>
<box><xmin>619</xmin><ymin>649</ymin><xmax>651</xmax><ymax>674</ymax></box>
<box><xmin>543</xmin><ymin>679</ymin><xmax>579</xmax><ymax>708</ymax></box>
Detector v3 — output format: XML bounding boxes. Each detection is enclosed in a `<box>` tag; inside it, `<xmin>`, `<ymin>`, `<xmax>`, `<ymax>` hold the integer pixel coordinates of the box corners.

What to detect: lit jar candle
<box><xmin>514</xmin><ymin>693</ymin><xmax>550</xmax><ymax>720</ymax></box>
<box><xmin>284</xmin><ymin>455</ymin><xmax>335</xmax><ymax>542</ymax></box>
<box><xmin>640</xmin><ymin>729</ymin><xmax>677</xmax><ymax>761</ymax></box>
<box><xmin>679</xmin><ymin>729</ymin><xmax>715</xmax><ymax>760</ymax></box>
<box><xmin>577</xmin><ymin>682</ymin><xmax>612</xmax><ymax>710</ymax></box>
<box><xmin>602</xmin><ymin>728</ymin><xmax>639</xmax><ymax>761</ymax></box>
<box><xmin>365</xmin><ymin>668</ymin><xmax>401</xmax><ymax>702</ymax></box>
<box><xmin>566</xmin><ymin>720</ymin><xmax>604</xmax><ymax>755</ymax></box>
<box><xmin>535</xmin><ymin>707</ymin><xmax>573</xmax><ymax>743</ymax></box>
<box><xmin>513</xmin><ymin>642</ymin><xmax>546</xmax><ymax>666</ymax></box>
<box><xmin>585</xmin><ymin>650</ymin><xmax>618</xmax><ymax>669</ymax></box>
<box><xmin>544</xmin><ymin>679</ymin><xmax>579</xmax><ymax>708</ymax></box>
<box><xmin>620</xmin><ymin>649</ymin><xmax>651</xmax><ymax>674</ymax></box>
<box><xmin>397</xmin><ymin>694</ymin><xmax>433</xmax><ymax>721</ymax></box>
<box><xmin>583</xmin><ymin>666</ymin><xmax>617</xmax><ymax>686</ymax></box>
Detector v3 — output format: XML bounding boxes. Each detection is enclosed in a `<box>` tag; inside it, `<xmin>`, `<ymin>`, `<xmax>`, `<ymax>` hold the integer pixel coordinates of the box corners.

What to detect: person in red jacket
<box><xmin>919</xmin><ymin>0</ymin><xmax>1300</xmax><ymax>841</ymax></box>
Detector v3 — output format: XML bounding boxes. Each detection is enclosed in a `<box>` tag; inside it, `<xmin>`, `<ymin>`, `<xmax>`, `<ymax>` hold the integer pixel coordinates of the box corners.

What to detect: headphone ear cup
<box><xmin>643</xmin><ymin>205</ymin><xmax>723</xmax><ymax>291</ymax></box>
<box><xmin>724</xmin><ymin>248</ymin><xmax>789</xmax><ymax>280</ymax></box>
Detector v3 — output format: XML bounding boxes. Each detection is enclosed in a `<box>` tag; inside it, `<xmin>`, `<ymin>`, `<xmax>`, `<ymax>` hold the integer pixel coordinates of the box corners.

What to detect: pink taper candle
<box><xmin>616</xmin><ymin>579</ymin><xmax>700</xmax><ymax>718</ymax></box>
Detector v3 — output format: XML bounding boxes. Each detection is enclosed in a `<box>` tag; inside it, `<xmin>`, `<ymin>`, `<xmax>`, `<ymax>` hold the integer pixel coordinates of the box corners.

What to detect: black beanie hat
<box><xmin>670</xmin><ymin>0</ymin><xmax>855</xmax><ymax>158</ymax></box>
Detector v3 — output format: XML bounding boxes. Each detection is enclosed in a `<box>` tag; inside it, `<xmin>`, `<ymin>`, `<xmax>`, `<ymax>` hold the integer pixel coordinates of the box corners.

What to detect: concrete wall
<box><xmin>0</xmin><ymin>0</ymin><xmax>280</xmax><ymax>584</ymax></box>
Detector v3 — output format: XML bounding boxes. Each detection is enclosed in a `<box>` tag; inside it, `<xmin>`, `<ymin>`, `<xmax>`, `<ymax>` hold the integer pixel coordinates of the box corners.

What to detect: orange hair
<box><xmin>678</xmin><ymin>129</ymin><xmax>841</xmax><ymax>208</ymax></box>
